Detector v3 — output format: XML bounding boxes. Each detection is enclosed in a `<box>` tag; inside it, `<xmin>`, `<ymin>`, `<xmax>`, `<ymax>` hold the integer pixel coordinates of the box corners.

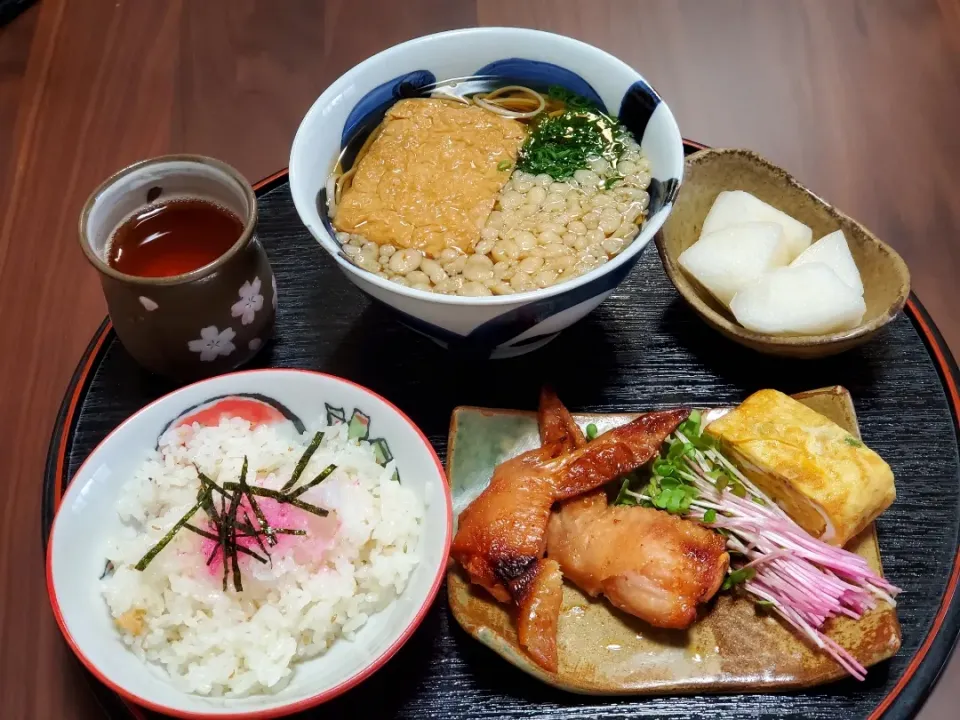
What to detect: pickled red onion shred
<box><xmin>625</xmin><ymin>427</ymin><xmax>901</xmax><ymax>681</ymax></box>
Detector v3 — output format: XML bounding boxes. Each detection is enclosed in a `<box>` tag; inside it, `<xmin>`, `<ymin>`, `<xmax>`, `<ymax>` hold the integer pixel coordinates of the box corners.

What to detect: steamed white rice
<box><xmin>101</xmin><ymin>415</ymin><xmax>423</xmax><ymax>696</ymax></box>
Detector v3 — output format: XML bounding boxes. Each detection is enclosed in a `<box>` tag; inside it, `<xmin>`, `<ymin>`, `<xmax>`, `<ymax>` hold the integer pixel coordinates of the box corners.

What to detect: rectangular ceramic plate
<box><xmin>445</xmin><ymin>386</ymin><xmax>902</xmax><ymax>694</ymax></box>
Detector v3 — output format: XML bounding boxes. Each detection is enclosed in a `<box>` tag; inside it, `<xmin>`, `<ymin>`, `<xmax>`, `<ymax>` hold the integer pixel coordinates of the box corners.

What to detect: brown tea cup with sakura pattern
<box><xmin>79</xmin><ymin>155</ymin><xmax>276</xmax><ymax>381</ymax></box>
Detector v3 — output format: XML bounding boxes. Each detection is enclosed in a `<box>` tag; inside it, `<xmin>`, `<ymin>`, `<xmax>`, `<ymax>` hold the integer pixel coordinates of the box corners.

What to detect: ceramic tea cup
<box><xmin>80</xmin><ymin>155</ymin><xmax>276</xmax><ymax>380</ymax></box>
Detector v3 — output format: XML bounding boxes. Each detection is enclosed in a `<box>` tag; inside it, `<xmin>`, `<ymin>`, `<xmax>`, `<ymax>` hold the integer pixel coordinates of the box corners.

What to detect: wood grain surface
<box><xmin>2</xmin><ymin>1</ymin><xmax>959</xmax><ymax>718</ymax></box>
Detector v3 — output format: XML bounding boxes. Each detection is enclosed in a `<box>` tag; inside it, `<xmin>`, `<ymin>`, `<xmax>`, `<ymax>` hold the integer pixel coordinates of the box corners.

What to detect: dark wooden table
<box><xmin>1</xmin><ymin>1</ymin><xmax>958</xmax><ymax>718</ymax></box>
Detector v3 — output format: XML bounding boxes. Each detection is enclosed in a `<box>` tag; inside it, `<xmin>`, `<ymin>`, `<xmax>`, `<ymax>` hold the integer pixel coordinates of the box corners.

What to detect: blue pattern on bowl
<box><xmin>370</xmin><ymin>246</ymin><xmax>646</xmax><ymax>356</ymax></box>
<box><xmin>618</xmin><ymin>78</ymin><xmax>679</xmax><ymax>214</ymax></box>
<box><xmin>618</xmin><ymin>78</ymin><xmax>661</xmax><ymax>141</ymax></box>
<box><xmin>340</xmin><ymin>70</ymin><xmax>437</xmax><ymax>148</ymax></box>
<box><xmin>648</xmin><ymin>176</ymin><xmax>681</xmax><ymax>217</ymax></box>
<box><xmin>472</xmin><ymin>58</ymin><xmax>605</xmax><ymax>108</ymax></box>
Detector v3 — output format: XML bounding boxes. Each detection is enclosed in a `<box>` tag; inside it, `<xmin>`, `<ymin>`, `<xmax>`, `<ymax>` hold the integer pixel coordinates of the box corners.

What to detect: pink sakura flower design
<box><xmin>187</xmin><ymin>326</ymin><xmax>236</xmax><ymax>362</ymax></box>
<box><xmin>231</xmin><ymin>277</ymin><xmax>263</xmax><ymax>326</ymax></box>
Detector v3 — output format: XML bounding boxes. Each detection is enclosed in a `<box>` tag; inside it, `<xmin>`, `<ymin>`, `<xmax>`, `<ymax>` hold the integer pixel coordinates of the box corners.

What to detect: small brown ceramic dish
<box><xmin>79</xmin><ymin>155</ymin><xmax>276</xmax><ymax>380</ymax></box>
<box><xmin>656</xmin><ymin>148</ymin><xmax>910</xmax><ymax>358</ymax></box>
<box><xmin>445</xmin><ymin>387</ymin><xmax>901</xmax><ymax>695</ymax></box>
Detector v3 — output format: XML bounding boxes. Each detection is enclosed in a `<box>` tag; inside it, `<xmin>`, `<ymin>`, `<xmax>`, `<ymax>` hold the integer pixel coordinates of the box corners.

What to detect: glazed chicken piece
<box><xmin>547</xmin><ymin>494</ymin><xmax>729</xmax><ymax>628</ymax></box>
<box><xmin>451</xmin><ymin>388</ymin><xmax>688</xmax><ymax>671</ymax></box>
<box><xmin>541</xmin><ymin>394</ymin><xmax>729</xmax><ymax>630</ymax></box>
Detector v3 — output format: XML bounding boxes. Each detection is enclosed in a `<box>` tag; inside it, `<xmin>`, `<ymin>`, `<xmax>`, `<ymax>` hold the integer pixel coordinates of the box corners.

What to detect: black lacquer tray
<box><xmin>42</xmin><ymin>143</ymin><xmax>960</xmax><ymax>720</ymax></box>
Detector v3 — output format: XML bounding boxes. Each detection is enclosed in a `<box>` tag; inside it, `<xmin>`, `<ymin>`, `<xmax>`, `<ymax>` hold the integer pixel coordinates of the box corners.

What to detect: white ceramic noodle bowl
<box><xmin>290</xmin><ymin>27</ymin><xmax>684</xmax><ymax>358</ymax></box>
<box><xmin>46</xmin><ymin>369</ymin><xmax>452</xmax><ymax>719</ymax></box>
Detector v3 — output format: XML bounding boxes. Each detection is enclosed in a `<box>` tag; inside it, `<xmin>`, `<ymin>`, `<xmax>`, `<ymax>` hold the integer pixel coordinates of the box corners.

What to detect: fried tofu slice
<box><xmin>334</xmin><ymin>98</ymin><xmax>525</xmax><ymax>257</ymax></box>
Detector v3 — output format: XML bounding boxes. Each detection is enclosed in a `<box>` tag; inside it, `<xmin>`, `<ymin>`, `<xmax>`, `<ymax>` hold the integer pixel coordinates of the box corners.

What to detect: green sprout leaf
<box><xmin>721</xmin><ymin>566</ymin><xmax>756</xmax><ymax>591</ymax></box>
<box><xmin>678</xmin><ymin>409</ymin><xmax>702</xmax><ymax>439</ymax></box>
<box><xmin>614</xmin><ymin>477</ymin><xmax>638</xmax><ymax>506</ymax></box>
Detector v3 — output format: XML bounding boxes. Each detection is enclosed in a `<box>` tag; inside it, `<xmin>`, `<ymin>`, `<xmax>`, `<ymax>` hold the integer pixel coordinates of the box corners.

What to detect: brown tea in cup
<box><xmin>107</xmin><ymin>199</ymin><xmax>244</xmax><ymax>278</ymax></box>
<box><xmin>80</xmin><ymin>155</ymin><xmax>276</xmax><ymax>381</ymax></box>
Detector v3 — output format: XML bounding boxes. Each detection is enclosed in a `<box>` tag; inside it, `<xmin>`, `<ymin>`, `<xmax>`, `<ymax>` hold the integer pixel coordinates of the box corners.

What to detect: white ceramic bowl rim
<box><xmin>289</xmin><ymin>27</ymin><xmax>683</xmax><ymax>307</ymax></box>
<box><xmin>46</xmin><ymin>368</ymin><xmax>452</xmax><ymax>720</ymax></box>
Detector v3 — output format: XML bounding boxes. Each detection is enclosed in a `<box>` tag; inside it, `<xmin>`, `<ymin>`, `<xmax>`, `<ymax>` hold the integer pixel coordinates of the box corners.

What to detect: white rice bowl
<box><xmin>101</xmin><ymin>416</ymin><xmax>423</xmax><ymax>697</ymax></box>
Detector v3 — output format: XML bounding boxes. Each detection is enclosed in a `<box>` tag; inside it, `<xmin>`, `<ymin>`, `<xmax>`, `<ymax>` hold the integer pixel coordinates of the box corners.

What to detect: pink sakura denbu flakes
<box><xmin>199</xmin><ymin>493</ymin><xmax>340</xmax><ymax>578</ymax></box>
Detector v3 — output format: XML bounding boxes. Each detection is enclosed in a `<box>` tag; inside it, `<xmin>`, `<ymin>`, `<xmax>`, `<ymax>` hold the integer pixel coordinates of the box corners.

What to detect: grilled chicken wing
<box><xmin>451</xmin><ymin>389</ymin><xmax>688</xmax><ymax>671</ymax></box>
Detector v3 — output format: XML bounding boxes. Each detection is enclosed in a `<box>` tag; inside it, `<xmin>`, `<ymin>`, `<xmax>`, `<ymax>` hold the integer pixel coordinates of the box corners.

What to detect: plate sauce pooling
<box><xmin>106</xmin><ymin>198</ymin><xmax>243</xmax><ymax>278</ymax></box>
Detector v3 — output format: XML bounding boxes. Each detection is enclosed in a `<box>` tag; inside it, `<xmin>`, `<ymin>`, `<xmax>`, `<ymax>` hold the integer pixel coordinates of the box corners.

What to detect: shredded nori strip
<box><xmin>222</xmin><ymin>482</ymin><xmax>329</xmax><ymax>517</ymax></box>
<box><xmin>223</xmin><ymin>487</ymin><xmax>243</xmax><ymax>592</ymax></box>
<box><xmin>134</xmin><ymin>491</ymin><xmax>209</xmax><ymax>571</ymax></box>
<box><xmin>183</xmin><ymin>523</ymin><xmax>268</xmax><ymax>564</ymax></box>
<box><xmin>219</xmin><ymin>492</ymin><xmax>229</xmax><ymax>589</ymax></box>
<box><xmin>198</xmin><ymin>485</ymin><xmax>221</xmax><ymax>527</ymax></box>
<box><xmin>230</xmin><ymin>541</ymin><xmax>242</xmax><ymax>591</ymax></box>
<box><xmin>281</xmin><ymin>431</ymin><xmax>323</xmax><ymax>492</ymax></box>
<box><xmin>242</xmin><ymin>510</ymin><xmax>271</xmax><ymax>562</ymax></box>
<box><xmin>196</xmin><ymin>470</ymin><xmax>227</xmax><ymax>498</ymax></box>
<box><xmin>235</xmin><ymin>521</ymin><xmax>306</xmax><ymax>537</ymax></box>
<box><xmin>136</xmin><ymin>453</ymin><xmax>331</xmax><ymax>592</ymax></box>
<box><xmin>288</xmin><ymin>464</ymin><xmax>337</xmax><ymax>499</ymax></box>
<box><xmin>238</xmin><ymin>456</ymin><xmax>275</xmax><ymax>546</ymax></box>
<box><xmin>183</xmin><ymin>522</ymin><xmax>220</xmax><ymax>541</ymax></box>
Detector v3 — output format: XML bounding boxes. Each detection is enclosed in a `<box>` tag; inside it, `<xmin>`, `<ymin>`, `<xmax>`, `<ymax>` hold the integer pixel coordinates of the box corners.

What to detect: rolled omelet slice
<box><xmin>704</xmin><ymin>389</ymin><xmax>895</xmax><ymax>547</ymax></box>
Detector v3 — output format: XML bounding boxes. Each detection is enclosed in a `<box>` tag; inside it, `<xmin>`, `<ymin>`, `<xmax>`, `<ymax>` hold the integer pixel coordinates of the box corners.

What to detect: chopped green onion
<box><xmin>845</xmin><ymin>436</ymin><xmax>863</xmax><ymax>447</ymax></box>
<box><xmin>547</xmin><ymin>85</ymin><xmax>596</xmax><ymax>110</ymax></box>
<box><xmin>497</xmin><ymin>160</ymin><xmax>511</xmax><ymax>171</ymax></box>
<box><xmin>516</xmin><ymin>99</ymin><xmax>629</xmax><ymax>180</ymax></box>
<box><xmin>585</xmin><ymin>423</ymin><xmax>598</xmax><ymax>440</ymax></box>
